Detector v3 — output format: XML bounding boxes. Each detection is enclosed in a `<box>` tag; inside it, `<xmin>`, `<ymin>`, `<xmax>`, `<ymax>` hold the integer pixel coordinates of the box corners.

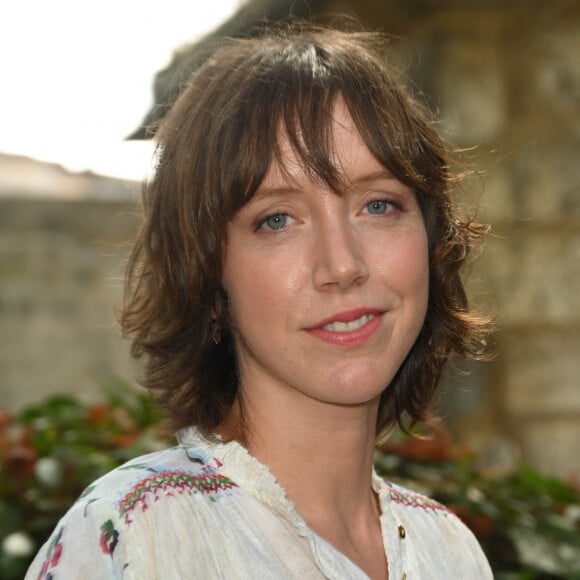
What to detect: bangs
<box><xmin>219</xmin><ymin>50</ymin><xmax>348</xmax><ymax>211</ymax></box>
<box><xmin>152</xmin><ymin>29</ymin><xmax>449</xmax><ymax>263</ymax></box>
<box><xmin>209</xmin><ymin>34</ymin><xmax>444</xmax><ymax>217</ymax></box>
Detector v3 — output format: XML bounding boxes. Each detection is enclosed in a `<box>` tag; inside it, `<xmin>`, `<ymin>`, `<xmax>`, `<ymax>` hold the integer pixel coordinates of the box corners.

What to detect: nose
<box><xmin>312</xmin><ymin>218</ymin><xmax>369</xmax><ymax>291</ymax></box>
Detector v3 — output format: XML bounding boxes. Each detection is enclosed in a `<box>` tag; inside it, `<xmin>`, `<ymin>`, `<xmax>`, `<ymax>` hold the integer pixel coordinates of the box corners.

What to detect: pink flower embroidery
<box><xmin>99</xmin><ymin>519</ymin><xmax>119</xmax><ymax>555</ymax></box>
<box><xmin>36</xmin><ymin>526</ymin><xmax>64</xmax><ymax>579</ymax></box>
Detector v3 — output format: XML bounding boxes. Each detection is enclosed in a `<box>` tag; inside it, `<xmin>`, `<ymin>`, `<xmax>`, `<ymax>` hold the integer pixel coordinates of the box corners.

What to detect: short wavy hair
<box><xmin>121</xmin><ymin>25</ymin><xmax>492</xmax><ymax>442</ymax></box>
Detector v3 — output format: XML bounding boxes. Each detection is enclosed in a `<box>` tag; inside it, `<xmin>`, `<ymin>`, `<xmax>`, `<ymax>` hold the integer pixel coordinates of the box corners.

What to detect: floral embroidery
<box><xmin>37</xmin><ymin>526</ymin><xmax>64</xmax><ymax>579</ymax></box>
<box><xmin>388</xmin><ymin>485</ymin><xmax>450</xmax><ymax>515</ymax></box>
<box><xmin>118</xmin><ymin>462</ymin><xmax>156</xmax><ymax>471</ymax></box>
<box><xmin>78</xmin><ymin>465</ymin><xmax>159</xmax><ymax>515</ymax></box>
<box><xmin>185</xmin><ymin>448</ymin><xmax>211</xmax><ymax>466</ymax></box>
<box><xmin>118</xmin><ymin>466</ymin><xmax>237</xmax><ymax>524</ymax></box>
<box><xmin>100</xmin><ymin>519</ymin><xmax>120</xmax><ymax>555</ymax></box>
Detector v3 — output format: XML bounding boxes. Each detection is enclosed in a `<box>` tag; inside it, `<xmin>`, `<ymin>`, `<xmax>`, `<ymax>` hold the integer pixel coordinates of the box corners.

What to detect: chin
<box><xmin>336</xmin><ymin>363</ymin><xmax>393</xmax><ymax>389</ymax></box>
<box><xmin>319</xmin><ymin>372</ymin><xmax>389</xmax><ymax>406</ymax></box>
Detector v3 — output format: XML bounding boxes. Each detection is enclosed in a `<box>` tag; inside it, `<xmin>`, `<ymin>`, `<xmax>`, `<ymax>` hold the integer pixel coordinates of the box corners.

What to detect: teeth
<box><xmin>323</xmin><ymin>314</ymin><xmax>373</xmax><ymax>332</ymax></box>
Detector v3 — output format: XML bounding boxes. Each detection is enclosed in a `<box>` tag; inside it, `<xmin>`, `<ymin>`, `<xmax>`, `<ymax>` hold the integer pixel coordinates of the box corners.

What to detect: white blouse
<box><xmin>26</xmin><ymin>428</ymin><xmax>493</xmax><ymax>579</ymax></box>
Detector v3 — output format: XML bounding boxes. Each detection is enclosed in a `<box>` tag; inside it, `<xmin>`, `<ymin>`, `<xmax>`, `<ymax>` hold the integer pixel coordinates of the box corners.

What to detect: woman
<box><xmin>27</xmin><ymin>25</ymin><xmax>493</xmax><ymax>579</ymax></box>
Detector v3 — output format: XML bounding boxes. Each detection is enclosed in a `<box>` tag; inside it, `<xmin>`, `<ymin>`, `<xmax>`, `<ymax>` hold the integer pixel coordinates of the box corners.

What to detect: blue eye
<box><xmin>366</xmin><ymin>200</ymin><xmax>390</xmax><ymax>214</ymax></box>
<box><xmin>263</xmin><ymin>213</ymin><xmax>288</xmax><ymax>230</ymax></box>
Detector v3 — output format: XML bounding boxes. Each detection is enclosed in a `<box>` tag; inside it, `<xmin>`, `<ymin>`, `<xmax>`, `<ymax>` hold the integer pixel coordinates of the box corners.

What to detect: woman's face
<box><xmin>222</xmin><ymin>100</ymin><xmax>429</xmax><ymax>416</ymax></box>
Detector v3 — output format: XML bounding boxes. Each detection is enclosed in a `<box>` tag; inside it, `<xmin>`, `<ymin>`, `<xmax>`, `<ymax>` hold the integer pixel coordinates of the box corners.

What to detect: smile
<box><xmin>323</xmin><ymin>314</ymin><xmax>374</xmax><ymax>332</ymax></box>
<box><xmin>308</xmin><ymin>309</ymin><xmax>383</xmax><ymax>347</ymax></box>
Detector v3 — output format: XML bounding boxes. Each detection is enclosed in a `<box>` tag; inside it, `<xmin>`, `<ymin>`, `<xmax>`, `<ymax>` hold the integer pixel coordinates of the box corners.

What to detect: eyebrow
<box><xmin>252</xmin><ymin>169</ymin><xmax>401</xmax><ymax>201</ymax></box>
<box><xmin>351</xmin><ymin>170</ymin><xmax>398</xmax><ymax>186</ymax></box>
<box><xmin>252</xmin><ymin>185</ymin><xmax>303</xmax><ymax>202</ymax></box>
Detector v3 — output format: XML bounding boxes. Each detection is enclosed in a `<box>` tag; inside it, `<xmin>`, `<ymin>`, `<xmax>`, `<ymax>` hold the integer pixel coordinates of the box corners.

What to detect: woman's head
<box><xmin>122</xmin><ymin>25</ymin><xmax>491</xmax><ymax>440</ymax></box>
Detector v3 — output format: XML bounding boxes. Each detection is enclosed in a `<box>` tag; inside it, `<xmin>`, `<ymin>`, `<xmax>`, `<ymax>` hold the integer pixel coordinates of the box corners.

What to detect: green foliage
<box><xmin>1</xmin><ymin>382</ymin><xmax>579</xmax><ymax>579</ymax></box>
<box><xmin>0</xmin><ymin>378</ymin><xmax>167</xmax><ymax>579</ymax></box>
<box><xmin>375</xmin><ymin>423</ymin><xmax>580</xmax><ymax>579</ymax></box>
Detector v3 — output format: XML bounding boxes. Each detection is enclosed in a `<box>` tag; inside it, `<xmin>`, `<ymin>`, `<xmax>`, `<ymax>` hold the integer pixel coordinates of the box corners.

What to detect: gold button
<box><xmin>398</xmin><ymin>525</ymin><xmax>406</xmax><ymax>539</ymax></box>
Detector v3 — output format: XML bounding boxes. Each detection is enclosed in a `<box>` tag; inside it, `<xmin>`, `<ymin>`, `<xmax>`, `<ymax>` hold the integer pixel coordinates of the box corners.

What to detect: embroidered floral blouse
<box><xmin>26</xmin><ymin>428</ymin><xmax>492</xmax><ymax>579</ymax></box>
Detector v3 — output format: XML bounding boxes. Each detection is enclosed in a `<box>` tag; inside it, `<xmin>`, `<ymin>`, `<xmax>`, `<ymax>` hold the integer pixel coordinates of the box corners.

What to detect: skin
<box><xmin>221</xmin><ymin>100</ymin><xmax>429</xmax><ymax>580</ymax></box>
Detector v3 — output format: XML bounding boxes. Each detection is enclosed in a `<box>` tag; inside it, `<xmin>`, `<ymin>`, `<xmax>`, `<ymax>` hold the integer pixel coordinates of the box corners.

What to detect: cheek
<box><xmin>376</xmin><ymin>228</ymin><xmax>429</xmax><ymax>294</ymax></box>
<box><xmin>386</xmin><ymin>232</ymin><xmax>430</xmax><ymax>340</ymax></box>
<box><xmin>406</xmin><ymin>237</ymin><xmax>430</xmax><ymax>294</ymax></box>
<box><xmin>407</xmin><ymin>237</ymin><xmax>430</xmax><ymax>310</ymax></box>
<box><xmin>223</xmin><ymin>248</ymin><xmax>303</xmax><ymax>331</ymax></box>
<box><xmin>407</xmin><ymin>234</ymin><xmax>430</xmax><ymax>323</ymax></box>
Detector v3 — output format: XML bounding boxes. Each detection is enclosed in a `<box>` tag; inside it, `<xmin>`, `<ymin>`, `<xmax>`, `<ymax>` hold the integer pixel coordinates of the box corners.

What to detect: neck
<box><xmin>222</xmin><ymin>387</ymin><xmax>381</xmax><ymax>527</ymax></box>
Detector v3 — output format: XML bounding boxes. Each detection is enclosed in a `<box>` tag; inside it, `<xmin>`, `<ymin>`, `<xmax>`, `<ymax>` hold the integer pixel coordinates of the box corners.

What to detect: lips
<box><xmin>307</xmin><ymin>308</ymin><xmax>384</xmax><ymax>347</ymax></box>
<box><xmin>323</xmin><ymin>313</ymin><xmax>374</xmax><ymax>332</ymax></box>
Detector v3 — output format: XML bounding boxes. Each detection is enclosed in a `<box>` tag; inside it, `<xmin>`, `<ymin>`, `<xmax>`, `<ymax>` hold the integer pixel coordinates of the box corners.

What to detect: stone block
<box><xmin>461</xmin><ymin>163</ymin><xmax>516</xmax><ymax>225</ymax></box>
<box><xmin>432</xmin><ymin>37</ymin><xmax>507</xmax><ymax>145</ymax></box>
<box><xmin>508</xmin><ymin>23</ymin><xmax>580</xmax><ymax>122</ymax></box>
<box><xmin>515</xmin><ymin>418</ymin><xmax>580</xmax><ymax>478</ymax></box>
<box><xmin>476</xmin><ymin>230</ymin><xmax>580</xmax><ymax>325</ymax></box>
<box><xmin>501</xmin><ymin>330</ymin><xmax>580</xmax><ymax>417</ymax></box>
<box><xmin>0</xmin><ymin>200</ymin><xmax>139</xmax><ymax>409</ymax></box>
<box><xmin>509</xmin><ymin>136</ymin><xmax>580</xmax><ymax>223</ymax></box>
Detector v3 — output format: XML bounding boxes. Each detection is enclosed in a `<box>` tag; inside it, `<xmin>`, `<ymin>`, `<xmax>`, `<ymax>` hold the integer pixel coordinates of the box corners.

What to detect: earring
<box><xmin>212</xmin><ymin>321</ymin><xmax>221</xmax><ymax>345</ymax></box>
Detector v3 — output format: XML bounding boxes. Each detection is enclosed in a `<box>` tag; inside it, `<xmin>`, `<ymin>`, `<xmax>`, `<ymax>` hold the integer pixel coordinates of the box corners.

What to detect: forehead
<box><xmin>260</xmin><ymin>99</ymin><xmax>384</xmax><ymax>191</ymax></box>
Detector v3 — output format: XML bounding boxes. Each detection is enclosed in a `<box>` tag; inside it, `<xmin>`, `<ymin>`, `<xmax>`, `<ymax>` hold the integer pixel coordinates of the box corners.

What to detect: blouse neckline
<box><xmin>177</xmin><ymin>426</ymin><xmax>395</xmax><ymax>579</ymax></box>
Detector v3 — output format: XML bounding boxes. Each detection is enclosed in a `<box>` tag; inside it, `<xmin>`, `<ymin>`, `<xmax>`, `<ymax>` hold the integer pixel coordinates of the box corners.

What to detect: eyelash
<box><xmin>256</xmin><ymin>197</ymin><xmax>403</xmax><ymax>232</ymax></box>
<box><xmin>258</xmin><ymin>213</ymin><xmax>290</xmax><ymax>231</ymax></box>
<box><xmin>364</xmin><ymin>198</ymin><xmax>401</xmax><ymax>215</ymax></box>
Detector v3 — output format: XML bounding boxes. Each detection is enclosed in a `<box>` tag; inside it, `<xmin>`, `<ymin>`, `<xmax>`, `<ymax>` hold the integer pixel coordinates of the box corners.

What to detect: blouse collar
<box><xmin>178</xmin><ymin>427</ymin><xmax>392</xmax><ymax>532</ymax></box>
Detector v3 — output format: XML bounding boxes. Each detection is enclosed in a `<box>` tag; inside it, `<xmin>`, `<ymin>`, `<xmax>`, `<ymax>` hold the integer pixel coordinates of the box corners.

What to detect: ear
<box><xmin>211</xmin><ymin>286</ymin><xmax>228</xmax><ymax>320</ymax></box>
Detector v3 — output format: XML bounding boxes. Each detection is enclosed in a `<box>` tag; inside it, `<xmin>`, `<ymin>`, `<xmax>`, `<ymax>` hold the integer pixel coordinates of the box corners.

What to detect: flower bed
<box><xmin>1</xmin><ymin>379</ymin><xmax>579</xmax><ymax>579</ymax></box>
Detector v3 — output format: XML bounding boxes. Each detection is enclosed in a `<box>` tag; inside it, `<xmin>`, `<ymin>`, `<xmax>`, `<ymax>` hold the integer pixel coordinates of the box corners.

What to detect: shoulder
<box><xmin>77</xmin><ymin>444</ymin><xmax>238</xmax><ymax>520</ymax></box>
<box><xmin>384</xmin><ymin>480</ymin><xmax>454</xmax><ymax>516</ymax></box>
<box><xmin>26</xmin><ymin>445</ymin><xmax>239</xmax><ymax>579</ymax></box>
<box><xmin>382</xmin><ymin>480</ymin><xmax>464</xmax><ymax>539</ymax></box>
<box><xmin>380</xmin><ymin>480</ymin><xmax>493</xmax><ymax>578</ymax></box>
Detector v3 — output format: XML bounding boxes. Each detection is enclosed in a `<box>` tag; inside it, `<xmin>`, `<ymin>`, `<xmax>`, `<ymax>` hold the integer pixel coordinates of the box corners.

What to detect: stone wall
<box><xmin>1</xmin><ymin>0</ymin><xmax>579</xmax><ymax>477</ymax></box>
<box><xmin>337</xmin><ymin>0</ymin><xmax>580</xmax><ymax>477</ymax></box>
<box><xmin>0</xmin><ymin>155</ymin><xmax>141</xmax><ymax>408</ymax></box>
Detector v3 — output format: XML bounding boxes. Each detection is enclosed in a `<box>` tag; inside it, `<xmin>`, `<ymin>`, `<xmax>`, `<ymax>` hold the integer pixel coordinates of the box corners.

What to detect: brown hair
<box><xmin>121</xmin><ymin>25</ymin><xmax>492</xmax><ymax>441</ymax></box>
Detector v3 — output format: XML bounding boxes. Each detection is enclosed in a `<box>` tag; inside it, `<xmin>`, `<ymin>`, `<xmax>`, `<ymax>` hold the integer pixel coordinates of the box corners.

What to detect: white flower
<box><xmin>466</xmin><ymin>486</ymin><xmax>485</xmax><ymax>502</ymax></box>
<box><xmin>34</xmin><ymin>456</ymin><xmax>62</xmax><ymax>487</ymax></box>
<box><xmin>564</xmin><ymin>504</ymin><xmax>580</xmax><ymax>523</ymax></box>
<box><xmin>2</xmin><ymin>532</ymin><xmax>35</xmax><ymax>558</ymax></box>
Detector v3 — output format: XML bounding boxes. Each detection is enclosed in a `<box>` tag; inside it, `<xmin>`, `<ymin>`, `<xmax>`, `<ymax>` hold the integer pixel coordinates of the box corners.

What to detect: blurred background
<box><xmin>1</xmin><ymin>0</ymin><xmax>580</xmax><ymax>576</ymax></box>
